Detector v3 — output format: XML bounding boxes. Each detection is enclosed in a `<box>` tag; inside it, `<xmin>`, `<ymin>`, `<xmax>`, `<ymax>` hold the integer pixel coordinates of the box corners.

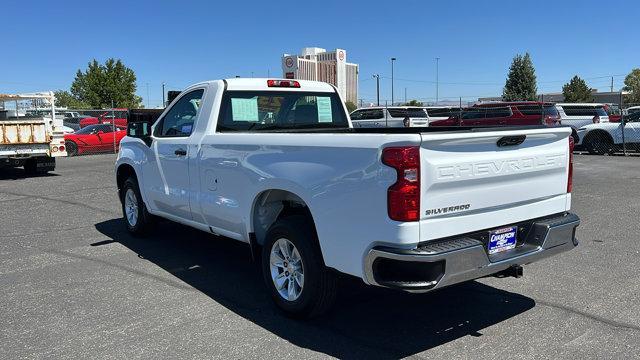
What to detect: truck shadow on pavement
<box><xmin>0</xmin><ymin>167</ymin><xmax>59</xmax><ymax>180</ymax></box>
<box><xmin>95</xmin><ymin>219</ymin><xmax>535</xmax><ymax>360</ymax></box>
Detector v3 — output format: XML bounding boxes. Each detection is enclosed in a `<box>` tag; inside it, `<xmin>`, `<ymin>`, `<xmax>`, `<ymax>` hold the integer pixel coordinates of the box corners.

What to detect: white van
<box><xmin>556</xmin><ymin>103</ymin><xmax>609</xmax><ymax>139</ymax></box>
<box><xmin>350</xmin><ymin>106</ymin><xmax>429</xmax><ymax>127</ymax></box>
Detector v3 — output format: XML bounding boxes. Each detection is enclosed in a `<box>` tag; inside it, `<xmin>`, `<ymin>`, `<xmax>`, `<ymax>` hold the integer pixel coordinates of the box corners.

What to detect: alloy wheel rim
<box><xmin>269</xmin><ymin>238</ymin><xmax>304</xmax><ymax>301</ymax></box>
<box><xmin>124</xmin><ymin>189</ymin><xmax>139</xmax><ymax>227</ymax></box>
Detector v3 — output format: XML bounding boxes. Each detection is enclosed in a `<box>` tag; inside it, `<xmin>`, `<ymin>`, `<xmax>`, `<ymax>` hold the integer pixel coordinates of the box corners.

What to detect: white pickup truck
<box><xmin>115</xmin><ymin>78</ymin><xmax>580</xmax><ymax>318</ymax></box>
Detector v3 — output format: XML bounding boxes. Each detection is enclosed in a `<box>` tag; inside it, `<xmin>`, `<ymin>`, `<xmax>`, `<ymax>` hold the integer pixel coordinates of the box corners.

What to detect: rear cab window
<box><xmin>217</xmin><ymin>91</ymin><xmax>349</xmax><ymax>131</ymax></box>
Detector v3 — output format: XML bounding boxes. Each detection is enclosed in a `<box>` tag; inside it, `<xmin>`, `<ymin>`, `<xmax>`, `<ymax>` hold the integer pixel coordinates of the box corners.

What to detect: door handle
<box><xmin>174</xmin><ymin>148</ymin><xmax>187</xmax><ymax>156</ymax></box>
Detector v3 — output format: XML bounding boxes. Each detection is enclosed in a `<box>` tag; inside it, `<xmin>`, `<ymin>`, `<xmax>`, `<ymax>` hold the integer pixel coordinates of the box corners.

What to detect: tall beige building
<box><xmin>282</xmin><ymin>47</ymin><xmax>359</xmax><ymax>104</ymax></box>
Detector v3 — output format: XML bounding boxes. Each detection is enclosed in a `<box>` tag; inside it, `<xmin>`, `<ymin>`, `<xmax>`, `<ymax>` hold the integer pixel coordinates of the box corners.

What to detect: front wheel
<box><xmin>585</xmin><ymin>132</ymin><xmax>614</xmax><ymax>155</ymax></box>
<box><xmin>121</xmin><ymin>177</ymin><xmax>153</xmax><ymax>236</ymax></box>
<box><xmin>261</xmin><ymin>215</ymin><xmax>337</xmax><ymax>318</ymax></box>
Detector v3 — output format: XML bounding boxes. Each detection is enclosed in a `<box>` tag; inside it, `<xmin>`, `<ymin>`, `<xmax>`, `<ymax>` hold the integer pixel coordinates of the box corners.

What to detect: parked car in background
<box><xmin>429</xmin><ymin>102</ymin><xmax>561</xmax><ymax>127</ymax></box>
<box><xmin>556</xmin><ymin>103</ymin><xmax>609</xmax><ymax>141</ymax></box>
<box><xmin>424</xmin><ymin>106</ymin><xmax>462</xmax><ymax>123</ymax></box>
<box><xmin>0</xmin><ymin>92</ymin><xmax>67</xmax><ymax>174</ymax></box>
<box><xmin>350</xmin><ymin>106</ymin><xmax>429</xmax><ymax>127</ymax></box>
<box><xmin>603</xmin><ymin>103</ymin><xmax>622</xmax><ymax>123</ymax></box>
<box><xmin>61</xmin><ymin>125</ymin><xmax>75</xmax><ymax>134</ymax></box>
<box><xmin>79</xmin><ymin>111</ymin><xmax>127</xmax><ymax>128</ymax></box>
<box><xmin>576</xmin><ymin>111</ymin><xmax>640</xmax><ymax>154</ymax></box>
<box><xmin>64</xmin><ymin>124</ymin><xmax>126</xmax><ymax>156</ymax></box>
<box><xmin>63</xmin><ymin>111</ymin><xmax>82</xmax><ymax>119</ymax></box>
<box><xmin>626</xmin><ymin>106</ymin><xmax>640</xmax><ymax>115</ymax></box>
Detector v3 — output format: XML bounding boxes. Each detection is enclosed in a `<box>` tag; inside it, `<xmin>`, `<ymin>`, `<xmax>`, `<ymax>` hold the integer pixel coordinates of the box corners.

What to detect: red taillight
<box><xmin>567</xmin><ymin>136</ymin><xmax>574</xmax><ymax>193</ymax></box>
<box><xmin>382</xmin><ymin>146</ymin><xmax>420</xmax><ymax>221</ymax></box>
<box><xmin>592</xmin><ymin>115</ymin><xmax>600</xmax><ymax>124</ymax></box>
<box><xmin>59</xmin><ymin>145</ymin><xmax>65</xmax><ymax>152</ymax></box>
<box><xmin>267</xmin><ymin>79</ymin><xmax>301</xmax><ymax>88</ymax></box>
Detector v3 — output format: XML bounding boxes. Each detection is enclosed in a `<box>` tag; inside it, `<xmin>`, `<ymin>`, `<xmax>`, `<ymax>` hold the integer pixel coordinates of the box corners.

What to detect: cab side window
<box><xmin>155</xmin><ymin>89</ymin><xmax>204</xmax><ymax>137</ymax></box>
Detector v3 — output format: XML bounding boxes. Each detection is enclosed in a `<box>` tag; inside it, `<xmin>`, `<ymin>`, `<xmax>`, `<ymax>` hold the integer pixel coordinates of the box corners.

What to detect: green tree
<box><xmin>404</xmin><ymin>99</ymin><xmax>423</xmax><ymax>106</ymax></box>
<box><xmin>345</xmin><ymin>100</ymin><xmax>357</xmax><ymax>113</ymax></box>
<box><xmin>502</xmin><ymin>53</ymin><xmax>538</xmax><ymax>101</ymax></box>
<box><xmin>53</xmin><ymin>90</ymin><xmax>89</xmax><ymax>109</ymax></box>
<box><xmin>562</xmin><ymin>76</ymin><xmax>593</xmax><ymax>102</ymax></box>
<box><xmin>623</xmin><ymin>68</ymin><xmax>640</xmax><ymax>104</ymax></box>
<box><xmin>70</xmin><ymin>59</ymin><xmax>142</xmax><ymax>108</ymax></box>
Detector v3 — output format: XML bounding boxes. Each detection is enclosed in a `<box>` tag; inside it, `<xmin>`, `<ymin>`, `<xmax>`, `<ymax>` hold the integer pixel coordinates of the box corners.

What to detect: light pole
<box><xmin>391</xmin><ymin>58</ymin><xmax>396</xmax><ymax>105</ymax></box>
<box><xmin>435</xmin><ymin>57</ymin><xmax>440</xmax><ymax>104</ymax></box>
<box><xmin>372</xmin><ymin>74</ymin><xmax>380</xmax><ymax>106</ymax></box>
<box><xmin>162</xmin><ymin>82</ymin><xmax>165</xmax><ymax>107</ymax></box>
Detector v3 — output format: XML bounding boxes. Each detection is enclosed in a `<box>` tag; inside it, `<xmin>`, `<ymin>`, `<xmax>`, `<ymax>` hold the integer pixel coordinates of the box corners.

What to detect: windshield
<box><xmin>74</xmin><ymin>124</ymin><xmax>122</xmax><ymax>134</ymax></box>
<box><xmin>217</xmin><ymin>91</ymin><xmax>349</xmax><ymax>132</ymax></box>
<box><xmin>387</xmin><ymin>108</ymin><xmax>428</xmax><ymax>118</ymax></box>
<box><xmin>74</xmin><ymin>125</ymin><xmax>100</xmax><ymax>134</ymax></box>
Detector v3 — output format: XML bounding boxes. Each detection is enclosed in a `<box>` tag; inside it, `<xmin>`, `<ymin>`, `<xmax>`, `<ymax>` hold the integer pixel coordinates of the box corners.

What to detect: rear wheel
<box><xmin>585</xmin><ymin>132</ymin><xmax>614</xmax><ymax>155</ymax></box>
<box><xmin>65</xmin><ymin>141</ymin><xmax>78</xmax><ymax>156</ymax></box>
<box><xmin>261</xmin><ymin>215</ymin><xmax>337</xmax><ymax>318</ymax></box>
<box><xmin>121</xmin><ymin>177</ymin><xmax>153</xmax><ymax>236</ymax></box>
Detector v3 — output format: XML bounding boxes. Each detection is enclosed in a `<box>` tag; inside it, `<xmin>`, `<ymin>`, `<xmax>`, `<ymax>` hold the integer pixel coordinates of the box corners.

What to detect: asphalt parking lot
<box><xmin>1</xmin><ymin>153</ymin><xmax>640</xmax><ymax>359</ymax></box>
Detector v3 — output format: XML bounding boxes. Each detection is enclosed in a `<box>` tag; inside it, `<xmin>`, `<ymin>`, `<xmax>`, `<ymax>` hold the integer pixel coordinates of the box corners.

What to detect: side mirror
<box><xmin>127</xmin><ymin>121</ymin><xmax>152</xmax><ymax>146</ymax></box>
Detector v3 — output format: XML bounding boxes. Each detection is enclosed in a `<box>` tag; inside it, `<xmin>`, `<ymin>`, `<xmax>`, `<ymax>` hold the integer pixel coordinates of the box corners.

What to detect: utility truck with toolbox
<box><xmin>116</xmin><ymin>78</ymin><xmax>580</xmax><ymax>318</ymax></box>
<box><xmin>1</xmin><ymin>92</ymin><xmax>67</xmax><ymax>174</ymax></box>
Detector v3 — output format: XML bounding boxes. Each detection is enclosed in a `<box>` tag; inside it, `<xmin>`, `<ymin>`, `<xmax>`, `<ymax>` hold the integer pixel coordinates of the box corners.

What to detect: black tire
<box><xmin>121</xmin><ymin>177</ymin><xmax>153</xmax><ymax>236</ymax></box>
<box><xmin>585</xmin><ymin>131</ymin><xmax>614</xmax><ymax>155</ymax></box>
<box><xmin>65</xmin><ymin>141</ymin><xmax>78</xmax><ymax>156</ymax></box>
<box><xmin>571</xmin><ymin>129</ymin><xmax>579</xmax><ymax>144</ymax></box>
<box><xmin>261</xmin><ymin>215</ymin><xmax>337</xmax><ymax>319</ymax></box>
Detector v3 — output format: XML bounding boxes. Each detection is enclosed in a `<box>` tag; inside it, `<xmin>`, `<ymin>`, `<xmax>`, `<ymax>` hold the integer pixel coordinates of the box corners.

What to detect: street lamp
<box><xmin>435</xmin><ymin>57</ymin><xmax>440</xmax><ymax>104</ymax></box>
<box><xmin>372</xmin><ymin>74</ymin><xmax>380</xmax><ymax>106</ymax></box>
<box><xmin>391</xmin><ymin>57</ymin><xmax>396</xmax><ymax>105</ymax></box>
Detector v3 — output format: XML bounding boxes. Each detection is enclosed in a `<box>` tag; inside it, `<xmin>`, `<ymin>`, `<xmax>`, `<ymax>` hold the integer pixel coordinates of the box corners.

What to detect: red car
<box><xmin>430</xmin><ymin>101</ymin><xmax>561</xmax><ymax>127</ymax></box>
<box><xmin>603</xmin><ymin>103</ymin><xmax>622</xmax><ymax>122</ymax></box>
<box><xmin>64</xmin><ymin>124</ymin><xmax>127</xmax><ymax>156</ymax></box>
<box><xmin>79</xmin><ymin>110</ymin><xmax>128</xmax><ymax>128</ymax></box>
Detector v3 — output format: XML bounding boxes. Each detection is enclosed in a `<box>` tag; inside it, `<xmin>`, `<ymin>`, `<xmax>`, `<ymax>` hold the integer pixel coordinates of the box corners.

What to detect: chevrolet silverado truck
<box><xmin>115</xmin><ymin>78</ymin><xmax>580</xmax><ymax>318</ymax></box>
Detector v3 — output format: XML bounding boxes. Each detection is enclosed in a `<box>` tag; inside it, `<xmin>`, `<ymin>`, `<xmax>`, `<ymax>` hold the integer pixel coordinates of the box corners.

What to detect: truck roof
<box><xmin>221</xmin><ymin>78</ymin><xmax>336</xmax><ymax>92</ymax></box>
<box><xmin>556</xmin><ymin>103</ymin><xmax>605</xmax><ymax>107</ymax></box>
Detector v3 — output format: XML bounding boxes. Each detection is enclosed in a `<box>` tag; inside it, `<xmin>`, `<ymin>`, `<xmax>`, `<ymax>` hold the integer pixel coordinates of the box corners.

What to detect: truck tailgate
<box><xmin>1</xmin><ymin>119</ymin><xmax>48</xmax><ymax>144</ymax></box>
<box><xmin>419</xmin><ymin>127</ymin><xmax>571</xmax><ymax>241</ymax></box>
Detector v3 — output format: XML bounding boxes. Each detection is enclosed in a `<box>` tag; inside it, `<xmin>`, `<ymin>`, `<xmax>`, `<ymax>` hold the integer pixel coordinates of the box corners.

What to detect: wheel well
<box><xmin>252</xmin><ymin>190</ymin><xmax>315</xmax><ymax>246</ymax></box>
<box><xmin>570</xmin><ymin>128</ymin><xmax>579</xmax><ymax>143</ymax></box>
<box><xmin>116</xmin><ymin>164</ymin><xmax>136</xmax><ymax>200</ymax></box>
<box><xmin>584</xmin><ymin>129</ymin><xmax>613</xmax><ymax>143</ymax></box>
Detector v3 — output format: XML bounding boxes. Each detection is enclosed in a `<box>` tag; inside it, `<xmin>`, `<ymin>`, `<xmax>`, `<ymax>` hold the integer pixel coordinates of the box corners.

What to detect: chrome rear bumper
<box><xmin>364</xmin><ymin>213</ymin><xmax>580</xmax><ymax>292</ymax></box>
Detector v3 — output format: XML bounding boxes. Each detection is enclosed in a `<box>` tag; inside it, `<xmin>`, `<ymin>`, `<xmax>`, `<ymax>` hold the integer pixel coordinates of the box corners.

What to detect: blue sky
<box><xmin>1</xmin><ymin>0</ymin><xmax>637</xmax><ymax>107</ymax></box>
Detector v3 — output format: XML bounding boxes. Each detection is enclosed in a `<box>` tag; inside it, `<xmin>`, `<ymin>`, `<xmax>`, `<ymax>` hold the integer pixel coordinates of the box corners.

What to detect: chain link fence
<box><xmin>61</xmin><ymin>108</ymin><xmax>162</xmax><ymax>156</ymax></box>
<box><xmin>351</xmin><ymin>98</ymin><xmax>640</xmax><ymax>157</ymax></box>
